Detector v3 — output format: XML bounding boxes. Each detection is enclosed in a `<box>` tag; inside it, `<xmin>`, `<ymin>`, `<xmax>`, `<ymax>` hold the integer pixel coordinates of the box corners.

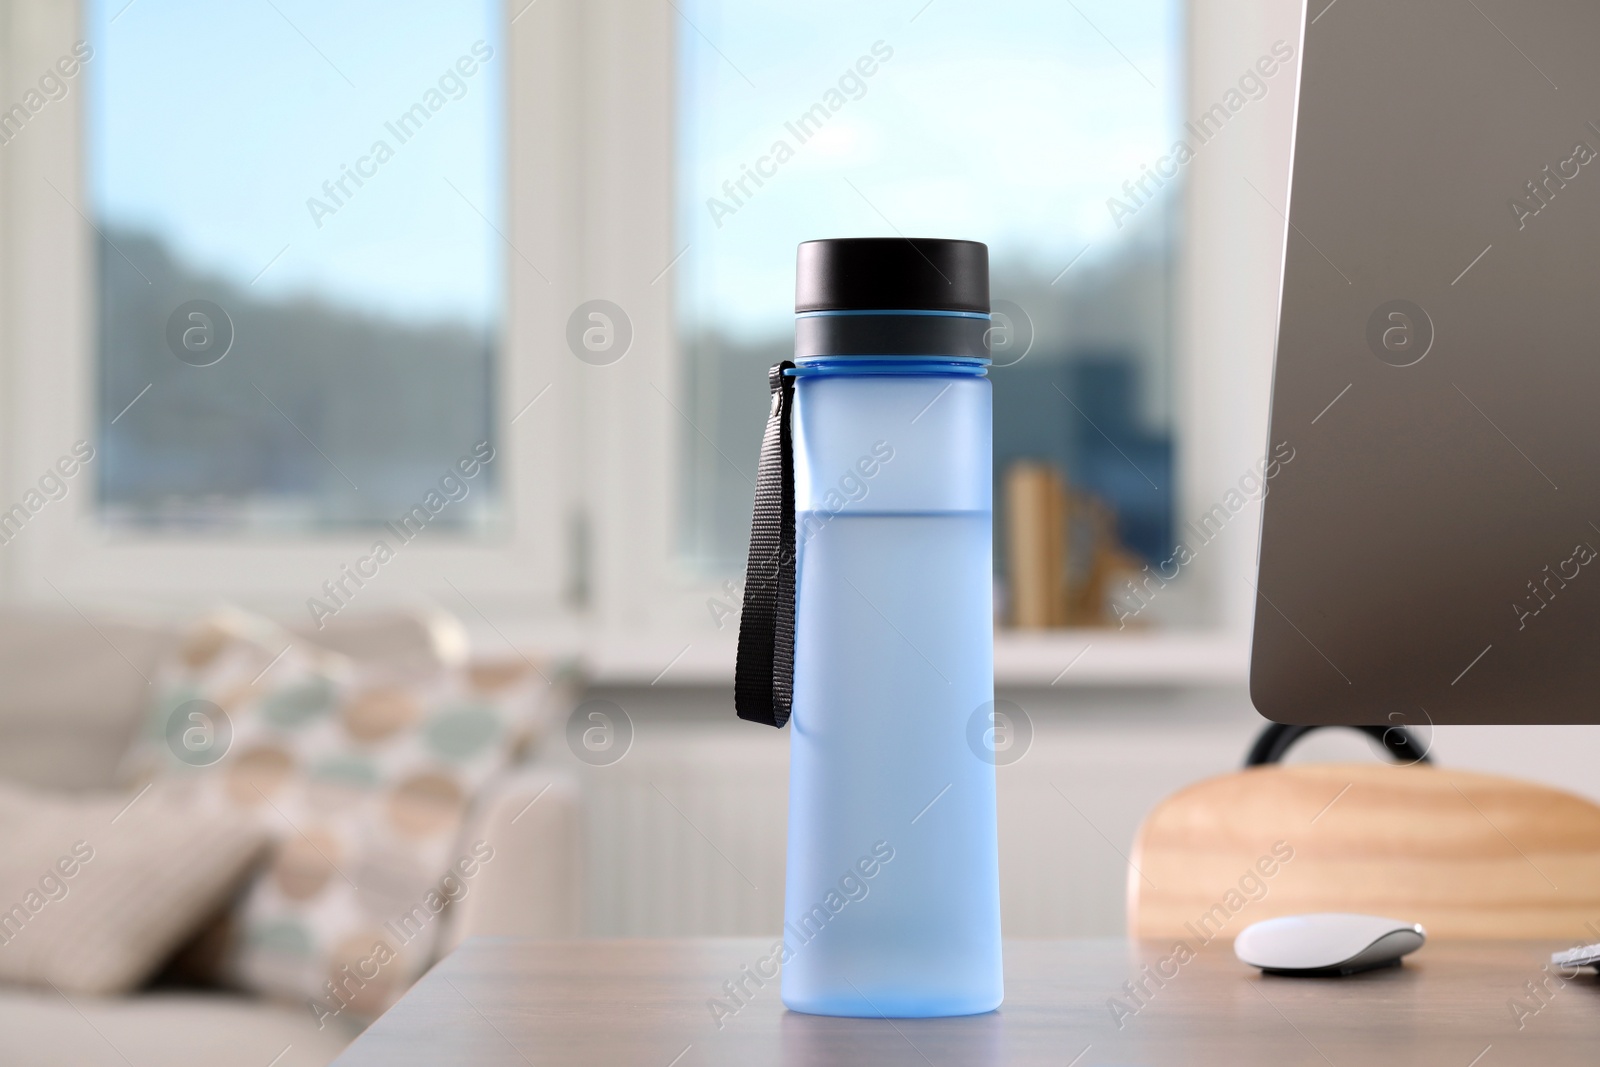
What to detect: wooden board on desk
<box><xmin>1131</xmin><ymin>763</ymin><xmax>1600</xmax><ymax>939</ymax></box>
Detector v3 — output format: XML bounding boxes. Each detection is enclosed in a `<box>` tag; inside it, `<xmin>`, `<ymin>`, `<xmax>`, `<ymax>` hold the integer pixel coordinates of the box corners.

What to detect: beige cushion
<box><xmin>0</xmin><ymin>779</ymin><xmax>267</xmax><ymax>994</ymax></box>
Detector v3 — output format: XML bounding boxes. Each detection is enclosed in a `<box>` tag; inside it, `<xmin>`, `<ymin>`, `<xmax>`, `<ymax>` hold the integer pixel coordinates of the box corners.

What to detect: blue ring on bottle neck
<box><xmin>793</xmin><ymin>308</ymin><xmax>993</xmax><ymax>362</ymax></box>
<box><xmin>786</xmin><ymin>357</ymin><xmax>989</xmax><ymax>377</ymax></box>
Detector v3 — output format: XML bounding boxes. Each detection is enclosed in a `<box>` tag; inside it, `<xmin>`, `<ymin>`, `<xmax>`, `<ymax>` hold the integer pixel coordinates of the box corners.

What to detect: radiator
<box><xmin>568</xmin><ymin>709</ymin><xmax>1252</xmax><ymax>937</ymax></box>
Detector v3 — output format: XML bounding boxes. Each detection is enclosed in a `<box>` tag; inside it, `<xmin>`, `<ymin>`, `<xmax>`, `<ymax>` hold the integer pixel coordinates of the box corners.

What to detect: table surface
<box><xmin>334</xmin><ymin>938</ymin><xmax>1600</xmax><ymax>1066</ymax></box>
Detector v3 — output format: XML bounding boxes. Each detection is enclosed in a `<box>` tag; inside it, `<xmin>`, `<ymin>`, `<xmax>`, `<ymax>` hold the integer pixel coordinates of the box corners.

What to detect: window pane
<box><xmin>676</xmin><ymin>0</ymin><xmax>1182</xmax><ymax>621</ymax></box>
<box><xmin>88</xmin><ymin>0</ymin><xmax>503</xmax><ymax>533</ymax></box>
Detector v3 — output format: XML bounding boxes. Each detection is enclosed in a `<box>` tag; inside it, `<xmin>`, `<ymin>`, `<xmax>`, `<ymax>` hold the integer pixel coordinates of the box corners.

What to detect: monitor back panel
<box><xmin>1254</xmin><ymin>0</ymin><xmax>1600</xmax><ymax>724</ymax></box>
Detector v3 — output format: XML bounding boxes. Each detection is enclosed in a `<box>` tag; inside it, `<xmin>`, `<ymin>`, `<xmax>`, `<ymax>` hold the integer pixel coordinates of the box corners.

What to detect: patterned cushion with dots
<box><xmin>122</xmin><ymin>608</ymin><xmax>570</xmax><ymax>1020</ymax></box>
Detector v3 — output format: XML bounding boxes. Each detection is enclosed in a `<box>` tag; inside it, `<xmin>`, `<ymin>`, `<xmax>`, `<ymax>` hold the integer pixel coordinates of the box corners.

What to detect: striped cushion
<box><xmin>0</xmin><ymin>779</ymin><xmax>266</xmax><ymax>994</ymax></box>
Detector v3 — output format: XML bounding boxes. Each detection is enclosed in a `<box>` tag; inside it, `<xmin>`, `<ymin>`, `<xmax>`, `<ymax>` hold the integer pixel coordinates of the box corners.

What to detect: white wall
<box><xmin>555</xmin><ymin>685</ymin><xmax>1600</xmax><ymax>938</ymax></box>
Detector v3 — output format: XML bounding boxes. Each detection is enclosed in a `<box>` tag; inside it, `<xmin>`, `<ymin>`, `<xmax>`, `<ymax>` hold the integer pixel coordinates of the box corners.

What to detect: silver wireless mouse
<box><xmin>1234</xmin><ymin>913</ymin><xmax>1426</xmax><ymax>976</ymax></box>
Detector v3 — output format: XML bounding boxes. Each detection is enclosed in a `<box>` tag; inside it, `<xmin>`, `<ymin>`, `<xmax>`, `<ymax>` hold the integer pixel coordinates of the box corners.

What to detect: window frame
<box><xmin>0</xmin><ymin>0</ymin><xmax>579</xmax><ymax>623</ymax></box>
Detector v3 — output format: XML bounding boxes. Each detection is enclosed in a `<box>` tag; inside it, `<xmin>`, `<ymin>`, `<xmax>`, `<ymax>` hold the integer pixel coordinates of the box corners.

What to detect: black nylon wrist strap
<box><xmin>734</xmin><ymin>361</ymin><xmax>797</xmax><ymax>728</ymax></box>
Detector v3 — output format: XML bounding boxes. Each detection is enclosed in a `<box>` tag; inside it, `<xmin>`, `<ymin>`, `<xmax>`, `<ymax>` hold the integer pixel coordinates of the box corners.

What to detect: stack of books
<box><xmin>1002</xmin><ymin>460</ymin><xmax>1145</xmax><ymax>630</ymax></box>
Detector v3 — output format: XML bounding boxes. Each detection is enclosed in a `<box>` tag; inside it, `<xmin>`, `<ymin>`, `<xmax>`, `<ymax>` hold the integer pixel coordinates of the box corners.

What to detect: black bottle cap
<box><xmin>795</xmin><ymin>238</ymin><xmax>989</xmax><ymax>314</ymax></box>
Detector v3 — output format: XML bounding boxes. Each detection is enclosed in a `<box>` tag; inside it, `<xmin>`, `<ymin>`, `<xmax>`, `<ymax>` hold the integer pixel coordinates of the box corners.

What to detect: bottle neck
<box><xmin>793</xmin><ymin>308</ymin><xmax>992</xmax><ymax>366</ymax></box>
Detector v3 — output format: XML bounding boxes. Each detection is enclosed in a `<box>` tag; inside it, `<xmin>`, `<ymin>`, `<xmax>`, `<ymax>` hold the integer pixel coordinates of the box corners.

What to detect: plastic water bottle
<box><xmin>735</xmin><ymin>238</ymin><xmax>1003</xmax><ymax>1017</ymax></box>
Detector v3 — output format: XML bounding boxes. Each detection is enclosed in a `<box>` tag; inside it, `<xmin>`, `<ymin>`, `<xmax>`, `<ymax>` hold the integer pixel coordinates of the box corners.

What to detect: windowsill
<box><xmin>493</xmin><ymin>623</ymin><xmax>1251</xmax><ymax>689</ymax></box>
<box><xmin>991</xmin><ymin>628</ymin><xmax>1249</xmax><ymax>688</ymax></box>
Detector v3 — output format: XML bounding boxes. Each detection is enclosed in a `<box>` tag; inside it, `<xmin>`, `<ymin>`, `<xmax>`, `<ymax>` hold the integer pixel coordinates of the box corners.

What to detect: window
<box><xmin>87</xmin><ymin>0</ymin><xmax>503</xmax><ymax>533</ymax></box>
<box><xmin>675</xmin><ymin>0</ymin><xmax>1183</xmax><ymax>626</ymax></box>
<box><xmin>1</xmin><ymin>0</ymin><xmax>1284</xmax><ymax>670</ymax></box>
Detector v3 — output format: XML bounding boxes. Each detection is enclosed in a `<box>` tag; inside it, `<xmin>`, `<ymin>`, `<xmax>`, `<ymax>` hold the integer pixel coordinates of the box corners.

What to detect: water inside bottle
<box><xmin>783</xmin><ymin>508</ymin><xmax>1003</xmax><ymax>1016</ymax></box>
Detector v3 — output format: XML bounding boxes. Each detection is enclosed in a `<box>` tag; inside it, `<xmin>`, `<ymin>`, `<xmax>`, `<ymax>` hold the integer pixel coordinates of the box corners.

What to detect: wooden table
<box><xmin>335</xmin><ymin>938</ymin><xmax>1600</xmax><ymax>1065</ymax></box>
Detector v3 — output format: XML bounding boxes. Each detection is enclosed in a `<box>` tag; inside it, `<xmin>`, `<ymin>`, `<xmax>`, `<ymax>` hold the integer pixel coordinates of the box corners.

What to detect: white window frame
<box><xmin>0</xmin><ymin>0</ymin><xmax>1298</xmax><ymax>685</ymax></box>
<box><xmin>0</xmin><ymin>0</ymin><xmax>582</xmax><ymax>626</ymax></box>
<box><xmin>585</xmin><ymin>0</ymin><xmax>1301</xmax><ymax>685</ymax></box>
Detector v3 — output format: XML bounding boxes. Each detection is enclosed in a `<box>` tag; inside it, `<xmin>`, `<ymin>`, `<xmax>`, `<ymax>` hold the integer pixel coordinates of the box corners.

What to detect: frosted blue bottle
<box><xmin>736</xmin><ymin>238</ymin><xmax>1002</xmax><ymax>1018</ymax></box>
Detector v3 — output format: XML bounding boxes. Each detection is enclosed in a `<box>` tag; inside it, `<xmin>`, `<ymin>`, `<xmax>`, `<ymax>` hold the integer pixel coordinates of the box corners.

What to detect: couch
<box><xmin>0</xmin><ymin>609</ymin><xmax>581</xmax><ymax>1067</ymax></box>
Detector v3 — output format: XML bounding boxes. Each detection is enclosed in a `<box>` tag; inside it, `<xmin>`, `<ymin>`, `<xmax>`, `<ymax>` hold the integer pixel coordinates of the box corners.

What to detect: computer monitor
<box><xmin>1251</xmin><ymin>0</ymin><xmax>1600</xmax><ymax>725</ymax></box>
